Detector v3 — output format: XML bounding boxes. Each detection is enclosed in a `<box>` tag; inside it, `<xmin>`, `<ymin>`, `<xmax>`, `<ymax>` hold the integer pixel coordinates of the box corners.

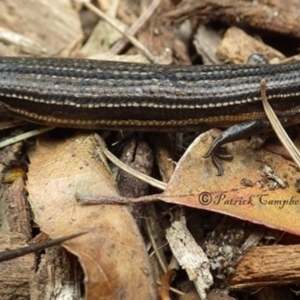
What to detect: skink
<box><xmin>1</xmin><ymin>57</ymin><xmax>300</xmax><ymax>172</ymax></box>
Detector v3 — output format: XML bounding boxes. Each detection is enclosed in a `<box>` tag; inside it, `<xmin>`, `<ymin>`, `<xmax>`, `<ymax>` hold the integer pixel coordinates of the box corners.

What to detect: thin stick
<box><xmin>83</xmin><ymin>1</ymin><xmax>159</xmax><ymax>64</ymax></box>
<box><xmin>95</xmin><ymin>134</ymin><xmax>166</xmax><ymax>190</ymax></box>
<box><xmin>110</xmin><ymin>0</ymin><xmax>161</xmax><ymax>54</ymax></box>
<box><xmin>0</xmin><ymin>127</ymin><xmax>54</xmax><ymax>148</ymax></box>
<box><xmin>0</xmin><ymin>232</ymin><xmax>87</xmax><ymax>262</ymax></box>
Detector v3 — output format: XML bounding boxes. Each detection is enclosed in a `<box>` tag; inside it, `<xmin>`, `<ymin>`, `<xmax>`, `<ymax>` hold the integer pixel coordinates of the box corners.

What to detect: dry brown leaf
<box><xmin>27</xmin><ymin>133</ymin><xmax>157</xmax><ymax>300</ymax></box>
<box><xmin>157</xmin><ymin>129</ymin><xmax>300</xmax><ymax>235</ymax></box>
<box><xmin>77</xmin><ymin>130</ymin><xmax>300</xmax><ymax>235</ymax></box>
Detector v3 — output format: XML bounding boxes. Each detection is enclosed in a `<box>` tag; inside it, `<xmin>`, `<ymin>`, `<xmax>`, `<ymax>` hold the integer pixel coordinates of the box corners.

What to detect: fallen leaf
<box><xmin>27</xmin><ymin>133</ymin><xmax>156</xmax><ymax>300</ymax></box>
<box><xmin>157</xmin><ymin>129</ymin><xmax>300</xmax><ymax>235</ymax></box>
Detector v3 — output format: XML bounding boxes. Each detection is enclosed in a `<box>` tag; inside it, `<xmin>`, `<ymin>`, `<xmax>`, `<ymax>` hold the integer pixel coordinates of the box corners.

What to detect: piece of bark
<box><xmin>193</xmin><ymin>25</ymin><xmax>222</xmax><ymax>65</ymax></box>
<box><xmin>0</xmin><ymin>141</ymin><xmax>23</xmax><ymax>178</ymax></box>
<box><xmin>166</xmin><ymin>0</ymin><xmax>300</xmax><ymax>39</ymax></box>
<box><xmin>230</xmin><ymin>244</ymin><xmax>300</xmax><ymax>289</ymax></box>
<box><xmin>117</xmin><ymin>136</ymin><xmax>154</xmax><ymax>198</ymax></box>
<box><xmin>116</xmin><ymin>136</ymin><xmax>154</xmax><ymax>226</ymax></box>
<box><xmin>30</xmin><ymin>246</ymin><xmax>82</xmax><ymax>300</ymax></box>
<box><xmin>0</xmin><ymin>233</ymin><xmax>34</xmax><ymax>300</ymax></box>
<box><xmin>0</xmin><ymin>178</ymin><xmax>33</xmax><ymax>300</ymax></box>
<box><xmin>5</xmin><ymin>178</ymin><xmax>31</xmax><ymax>239</ymax></box>
<box><xmin>217</xmin><ymin>27</ymin><xmax>285</xmax><ymax>64</ymax></box>
<box><xmin>149</xmin><ymin>133</ymin><xmax>175</xmax><ymax>183</ymax></box>
<box><xmin>166</xmin><ymin>220</ymin><xmax>213</xmax><ymax>300</ymax></box>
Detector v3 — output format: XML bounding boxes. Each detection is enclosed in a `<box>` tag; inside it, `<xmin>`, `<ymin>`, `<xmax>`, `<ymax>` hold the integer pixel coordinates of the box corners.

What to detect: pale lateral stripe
<box><xmin>0</xmin><ymin>91</ymin><xmax>300</xmax><ymax>110</ymax></box>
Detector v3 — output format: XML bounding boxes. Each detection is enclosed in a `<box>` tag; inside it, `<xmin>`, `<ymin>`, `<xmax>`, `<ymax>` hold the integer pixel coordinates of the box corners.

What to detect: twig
<box><xmin>83</xmin><ymin>1</ymin><xmax>159</xmax><ymax>63</ymax></box>
<box><xmin>110</xmin><ymin>0</ymin><xmax>161</xmax><ymax>54</ymax></box>
<box><xmin>0</xmin><ymin>232</ymin><xmax>87</xmax><ymax>262</ymax></box>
